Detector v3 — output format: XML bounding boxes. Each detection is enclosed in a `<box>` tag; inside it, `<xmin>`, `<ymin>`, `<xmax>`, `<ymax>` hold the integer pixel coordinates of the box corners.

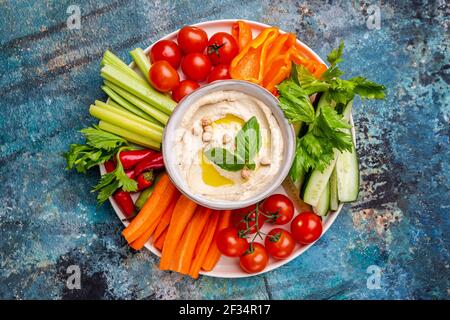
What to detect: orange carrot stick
<box><xmin>171</xmin><ymin>206</ymin><xmax>212</xmax><ymax>274</ymax></box>
<box><xmin>152</xmin><ymin>193</ymin><xmax>180</xmax><ymax>241</ymax></box>
<box><xmin>154</xmin><ymin>228</ymin><xmax>167</xmax><ymax>251</ymax></box>
<box><xmin>189</xmin><ymin>211</ymin><xmax>220</xmax><ymax>278</ymax></box>
<box><xmin>159</xmin><ymin>195</ymin><xmax>198</xmax><ymax>270</ymax></box>
<box><xmin>201</xmin><ymin>210</ymin><xmax>232</xmax><ymax>271</ymax></box>
<box><xmin>122</xmin><ymin>173</ymin><xmax>177</xmax><ymax>243</ymax></box>
<box><xmin>129</xmin><ymin>189</ymin><xmax>179</xmax><ymax>250</ymax></box>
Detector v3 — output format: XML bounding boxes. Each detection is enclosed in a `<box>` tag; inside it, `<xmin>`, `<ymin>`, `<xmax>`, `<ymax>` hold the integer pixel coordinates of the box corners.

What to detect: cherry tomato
<box><xmin>171</xmin><ymin>80</ymin><xmax>199</xmax><ymax>102</ymax></box>
<box><xmin>177</xmin><ymin>26</ymin><xmax>208</xmax><ymax>54</ymax></box>
<box><xmin>261</xmin><ymin>194</ymin><xmax>294</xmax><ymax>225</ymax></box>
<box><xmin>149</xmin><ymin>40</ymin><xmax>182</xmax><ymax>69</ymax></box>
<box><xmin>265</xmin><ymin>228</ymin><xmax>295</xmax><ymax>260</ymax></box>
<box><xmin>207</xmin><ymin>32</ymin><xmax>239</xmax><ymax>65</ymax></box>
<box><xmin>149</xmin><ymin>61</ymin><xmax>180</xmax><ymax>92</ymax></box>
<box><xmin>290</xmin><ymin>212</ymin><xmax>323</xmax><ymax>244</ymax></box>
<box><xmin>216</xmin><ymin>227</ymin><xmax>248</xmax><ymax>257</ymax></box>
<box><xmin>207</xmin><ymin>64</ymin><xmax>231</xmax><ymax>83</ymax></box>
<box><xmin>239</xmin><ymin>243</ymin><xmax>269</xmax><ymax>274</ymax></box>
<box><xmin>181</xmin><ymin>53</ymin><xmax>212</xmax><ymax>81</ymax></box>
<box><xmin>232</xmin><ymin>204</ymin><xmax>266</xmax><ymax>235</ymax></box>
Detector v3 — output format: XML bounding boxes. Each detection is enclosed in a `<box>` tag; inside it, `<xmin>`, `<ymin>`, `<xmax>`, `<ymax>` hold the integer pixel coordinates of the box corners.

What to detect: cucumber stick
<box><xmin>329</xmin><ymin>167</ymin><xmax>339</xmax><ymax>211</ymax></box>
<box><xmin>313</xmin><ymin>181</ymin><xmax>330</xmax><ymax>216</ymax></box>
<box><xmin>302</xmin><ymin>149</ymin><xmax>339</xmax><ymax>207</ymax></box>
<box><xmin>316</xmin><ymin>91</ymin><xmax>336</xmax><ymax>113</ymax></box>
<box><xmin>336</xmin><ymin>100</ymin><xmax>360</xmax><ymax>202</ymax></box>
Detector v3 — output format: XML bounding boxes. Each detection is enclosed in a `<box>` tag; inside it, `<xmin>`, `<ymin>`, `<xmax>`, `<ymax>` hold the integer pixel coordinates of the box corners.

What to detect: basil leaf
<box><xmin>204</xmin><ymin>147</ymin><xmax>245</xmax><ymax>172</ymax></box>
<box><xmin>235</xmin><ymin>116</ymin><xmax>261</xmax><ymax>168</ymax></box>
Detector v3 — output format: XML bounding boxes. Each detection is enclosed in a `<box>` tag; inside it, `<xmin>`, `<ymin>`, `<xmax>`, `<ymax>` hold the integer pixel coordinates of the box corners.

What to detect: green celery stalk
<box><xmin>101</xmin><ymin>50</ymin><xmax>145</xmax><ymax>83</ymax></box>
<box><xmin>101</xmin><ymin>85</ymin><xmax>161</xmax><ymax>125</ymax></box>
<box><xmin>130</xmin><ymin>48</ymin><xmax>151</xmax><ymax>81</ymax></box>
<box><xmin>104</xmin><ymin>80</ymin><xmax>169</xmax><ymax>125</ymax></box>
<box><xmin>101</xmin><ymin>64</ymin><xmax>176</xmax><ymax>115</ymax></box>
<box><xmin>94</xmin><ymin>100</ymin><xmax>163</xmax><ymax>133</ymax></box>
<box><xmin>89</xmin><ymin>104</ymin><xmax>162</xmax><ymax>143</ymax></box>
<box><xmin>98</xmin><ymin>121</ymin><xmax>160</xmax><ymax>150</ymax></box>
<box><xmin>107</xmin><ymin>99</ymin><xmax>123</xmax><ymax>109</ymax></box>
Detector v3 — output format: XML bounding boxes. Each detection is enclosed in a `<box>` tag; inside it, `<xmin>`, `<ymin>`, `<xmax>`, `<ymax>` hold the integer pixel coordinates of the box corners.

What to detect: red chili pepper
<box><xmin>103</xmin><ymin>160</ymin><xmax>136</xmax><ymax>217</ymax></box>
<box><xmin>136</xmin><ymin>171</ymin><xmax>154</xmax><ymax>191</ymax></box>
<box><xmin>125</xmin><ymin>168</ymin><xmax>135</xmax><ymax>180</ymax></box>
<box><xmin>104</xmin><ymin>160</ymin><xmax>116</xmax><ymax>173</ymax></box>
<box><xmin>134</xmin><ymin>153</ymin><xmax>164</xmax><ymax>177</ymax></box>
<box><xmin>119</xmin><ymin>149</ymin><xmax>156</xmax><ymax>170</ymax></box>
<box><xmin>113</xmin><ymin>190</ymin><xmax>136</xmax><ymax>218</ymax></box>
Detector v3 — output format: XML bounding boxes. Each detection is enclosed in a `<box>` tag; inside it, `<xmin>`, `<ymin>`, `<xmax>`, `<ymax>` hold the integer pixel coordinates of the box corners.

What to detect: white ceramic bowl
<box><xmin>162</xmin><ymin>80</ymin><xmax>296</xmax><ymax>210</ymax></box>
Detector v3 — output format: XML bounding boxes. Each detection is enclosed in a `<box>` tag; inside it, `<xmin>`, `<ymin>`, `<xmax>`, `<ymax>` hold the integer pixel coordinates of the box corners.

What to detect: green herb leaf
<box><xmin>81</xmin><ymin>126</ymin><xmax>127</xmax><ymax>150</ymax></box>
<box><xmin>349</xmin><ymin>76</ymin><xmax>387</xmax><ymax>99</ymax></box>
<box><xmin>204</xmin><ymin>147</ymin><xmax>245</xmax><ymax>172</ymax></box>
<box><xmin>327</xmin><ymin>40</ymin><xmax>344</xmax><ymax>66</ymax></box>
<box><xmin>277</xmin><ymin>80</ymin><xmax>315</xmax><ymax>123</ymax></box>
<box><xmin>91</xmin><ymin>148</ymin><xmax>138</xmax><ymax>204</ymax></box>
<box><xmin>235</xmin><ymin>116</ymin><xmax>261</xmax><ymax>167</ymax></box>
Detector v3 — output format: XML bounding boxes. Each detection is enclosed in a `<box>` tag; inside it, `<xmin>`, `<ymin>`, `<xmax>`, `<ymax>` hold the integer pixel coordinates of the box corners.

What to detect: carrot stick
<box><xmin>122</xmin><ymin>173</ymin><xmax>177</xmax><ymax>243</ymax></box>
<box><xmin>189</xmin><ymin>211</ymin><xmax>220</xmax><ymax>278</ymax></box>
<box><xmin>159</xmin><ymin>195</ymin><xmax>198</xmax><ymax>270</ymax></box>
<box><xmin>201</xmin><ymin>210</ymin><xmax>232</xmax><ymax>271</ymax></box>
<box><xmin>154</xmin><ymin>228</ymin><xmax>167</xmax><ymax>251</ymax></box>
<box><xmin>129</xmin><ymin>190</ymin><xmax>179</xmax><ymax>250</ymax></box>
<box><xmin>171</xmin><ymin>206</ymin><xmax>212</xmax><ymax>274</ymax></box>
<box><xmin>152</xmin><ymin>193</ymin><xmax>179</xmax><ymax>241</ymax></box>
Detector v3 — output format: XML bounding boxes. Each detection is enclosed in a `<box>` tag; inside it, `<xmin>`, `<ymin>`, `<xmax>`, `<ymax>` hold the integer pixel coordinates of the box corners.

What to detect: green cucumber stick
<box><xmin>130</xmin><ymin>48</ymin><xmax>151</xmax><ymax>81</ymax></box>
<box><xmin>98</xmin><ymin>121</ymin><xmax>160</xmax><ymax>150</ymax></box>
<box><xmin>104</xmin><ymin>80</ymin><xmax>169</xmax><ymax>125</ymax></box>
<box><xmin>101</xmin><ymin>64</ymin><xmax>176</xmax><ymax>115</ymax></box>
<box><xmin>89</xmin><ymin>104</ymin><xmax>162</xmax><ymax>143</ymax></box>
<box><xmin>94</xmin><ymin>100</ymin><xmax>163</xmax><ymax>133</ymax></box>
<box><xmin>101</xmin><ymin>85</ymin><xmax>161</xmax><ymax>125</ymax></box>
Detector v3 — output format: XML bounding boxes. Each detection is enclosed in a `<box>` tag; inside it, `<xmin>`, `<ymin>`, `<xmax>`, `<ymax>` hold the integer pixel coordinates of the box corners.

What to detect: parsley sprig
<box><xmin>63</xmin><ymin>126</ymin><xmax>138</xmax><ymax>204</ymax></box>
<box><xmin>278</xmin><ymin>41</ymin><xmax>386</xmax><ymax>179</ymax></box>
<box><xmin>64</xmin><ymin>126</ymin><xmax>128</xmax><ymax>173</ymax></box>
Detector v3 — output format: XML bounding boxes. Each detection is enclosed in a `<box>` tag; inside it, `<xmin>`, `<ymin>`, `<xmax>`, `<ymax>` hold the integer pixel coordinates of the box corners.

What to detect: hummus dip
<box><xmin>175</xmin><ymin>90</ymin><xmax>284</xmax><ymax>201</ymax></box>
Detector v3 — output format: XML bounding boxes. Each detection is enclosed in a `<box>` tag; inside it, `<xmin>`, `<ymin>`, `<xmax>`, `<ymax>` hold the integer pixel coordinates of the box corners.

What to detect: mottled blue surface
<box><xmin>0</xmin><ymin>0</ymin><xmax>448</xmax><ymax>300</ymax></box>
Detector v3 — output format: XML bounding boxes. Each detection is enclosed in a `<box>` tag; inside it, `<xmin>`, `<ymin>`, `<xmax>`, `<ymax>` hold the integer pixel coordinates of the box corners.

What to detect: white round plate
<box><xmin>101</xmin><ymin>19</ymin><xmax>352</xmax><ymax>278</ymax></box>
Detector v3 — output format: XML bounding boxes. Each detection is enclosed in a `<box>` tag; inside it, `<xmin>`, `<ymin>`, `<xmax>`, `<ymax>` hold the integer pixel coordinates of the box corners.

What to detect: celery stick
<box><xmin>89</xmin><ymin>104</ymin><xmax>162</xmax><ymax>143</ymax></box>
<box><xmin>101</xmin><ymin>50</ymin><xmax>145</xmax><ymax>83</ymax></box>
<box><xmin>101</xmin><ymin>64</ymin><xmax>176</xmax><ymax>115</ymax></box>
<box><xmin>94</xmin><ymin>100</ymin><xmax>163</xmax><ymax>133</ymax></box>
<box><xmin>130</xmin><ymin>48</ymin><xmax>151</xmax><ymax>81</ymax></box>
<box><xmin>98</xmin><ymin>121</ymin><xmax>160</xmax><ymax>150</ymax></box>
<box><xmin>104</xmin><ymin>80</ymin><xmax>169</xmax><ymax>125</ymax></box>
<box><xmin>107</xmin><ymin>99</ymin><xmax>122</xmax><ymax>108</ymax></box>
<box><xmin>101</xmin><ymin>85</ymin><xmax>161</xmax><ymax>125</ymax></box>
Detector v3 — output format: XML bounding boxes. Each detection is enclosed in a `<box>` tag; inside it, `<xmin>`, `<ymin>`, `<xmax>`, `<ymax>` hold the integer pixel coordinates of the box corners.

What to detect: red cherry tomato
<box><xmin>181</xmin><ymin>53</ymin><xmax>212</xmax><ymax>81</ymax></box>
<box><xmin>261</xmin><ymin>194</ymin><xmax>294</xmax><ymax>225</ymax></box>
<box><xmin>177</xmin><ymin>26</ymin><xmax>208</xmax><ymax>54</ymax></box>
<box><xmin>216</xmin><ymin>227</ymin><xmax>248</xmax><ymax>257</ymax></box>
<box><xmin>239</xmin><ymin>243</ymin><xmax>268</xmax><ymax>274</ymax></box>
<box><xmin>231</xmin><ymin>204</ymin><xmax>266</xmax><ymax>235</ymax></box>
<box><xmin>171</xmin><ymin>80</ymin><xmax>199</xmax><ymax>102</ymax></box>
<box><xmin>207</xmin><ymin>64</ymin><xmax>231</xmax><ymax>83</ymax></box>
<box><xmin>149</xmin><ymin>40</ymin><xmax>182</xmax><ymax>69</ymax></box>
<box><xmin>149</xmin><ymin>61</ymin><xmax>180</xmax><ymax>92</ymax></box>
<box><xmin>265</xmin><ymin>228</ymin><xmax>295</xmax><ymax>260</ymax></box>
<box><xmin>207</xmin><ymin>32</ymin><xmax>239</xmax><ymax>65</ymax></box>
<box><xmin>290</xmin><ymin>212</ymin><xmax>323</xmax><ymax>244</ymax></box>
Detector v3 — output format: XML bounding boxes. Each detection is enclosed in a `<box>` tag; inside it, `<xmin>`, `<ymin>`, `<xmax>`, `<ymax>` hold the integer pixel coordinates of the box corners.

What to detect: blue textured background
<box><xmin>0</xmin><ymin>0</ymin><xmax>448</xmax><ymax>300</ymax></box>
